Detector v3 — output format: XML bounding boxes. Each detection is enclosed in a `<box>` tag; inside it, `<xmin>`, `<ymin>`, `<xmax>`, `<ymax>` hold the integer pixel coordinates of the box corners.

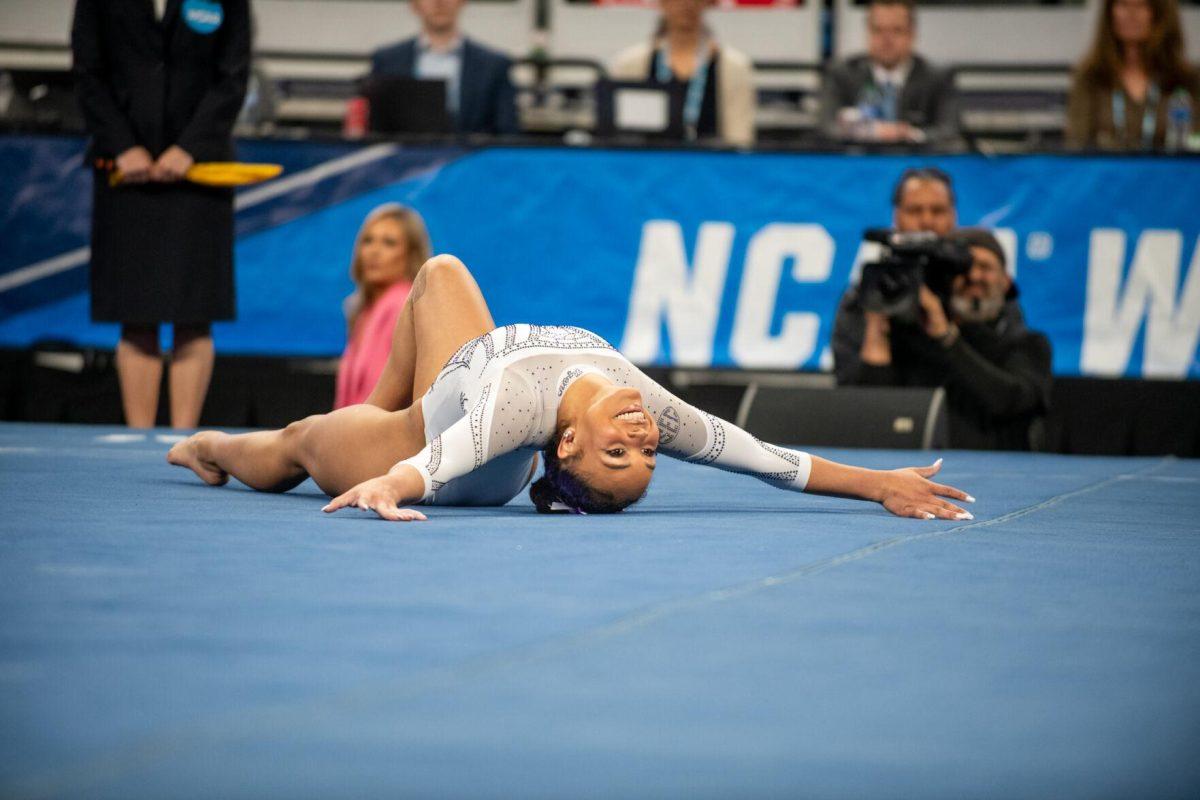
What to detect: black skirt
<box><xmin>90</xmin><ymin>169</ymin><xmax>236</xmax><ymax>324</ymax></box>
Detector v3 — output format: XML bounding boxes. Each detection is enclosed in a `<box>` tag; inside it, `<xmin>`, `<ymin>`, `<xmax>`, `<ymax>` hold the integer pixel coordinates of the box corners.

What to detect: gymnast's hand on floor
<box><xmin>322</xmin><ymin>475</ymin><xmax>428</xmax><ymax>522</ymax></box>
<box><xmin>878</xmin><ymin>458</ymin><xmax>975</xmax><ymax>521</ymax></box>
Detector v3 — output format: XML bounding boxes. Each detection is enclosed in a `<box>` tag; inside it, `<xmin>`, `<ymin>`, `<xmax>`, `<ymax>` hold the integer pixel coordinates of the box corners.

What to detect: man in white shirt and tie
<box><xmin>820</xmin><ymin>0</ymin><xmax>961</xmax><ymax>146</ymax></box>
<box><xmin>369</xmin><ymin>0</ymin><xmax>517</xmax><ymax>135</ymax></box>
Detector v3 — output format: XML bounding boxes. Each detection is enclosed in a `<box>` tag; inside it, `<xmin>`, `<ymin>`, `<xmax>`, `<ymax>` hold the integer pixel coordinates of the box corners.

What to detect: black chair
<box><xmin>738</xmin><ymin>384</ymin><xmax>948</xmax><ymax>450</ymax></box>
<box><xmin>20</xmin><ymin>341</ymin><xmax>122</xmax><ymax>424</ymax></box>
<box><xmin>0</xmin><ymin>68</ymin><xmax>84</xmax><ymax>133</ymax></box>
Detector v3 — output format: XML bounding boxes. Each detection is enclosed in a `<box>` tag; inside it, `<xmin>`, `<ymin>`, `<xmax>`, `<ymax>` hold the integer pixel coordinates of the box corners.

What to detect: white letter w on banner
<box><xmin>620</xmin><ymin>221</ymin><xmax>733</xmax><ymax>366</ymax></box>
<box><xmin>1082</xmin><ymin>229</ymin><xmax>1200</xmax><ymax>378</ymax></box>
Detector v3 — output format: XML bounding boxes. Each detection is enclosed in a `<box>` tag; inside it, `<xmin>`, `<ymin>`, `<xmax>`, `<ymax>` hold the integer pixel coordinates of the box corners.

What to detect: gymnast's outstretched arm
<box><xmin>692</xmin><ymin>417</ymin><xmax>971</xmax><ymax>520</ymax></box>
<box><xmin>804</xmin><ymin>455</ymin><xmax>973</xmax><ymax>520</ymax></box>
<box><xmin>638</xmin><ymin>376</ymin><xmax>974</xmax><ymax>521</ymax></box>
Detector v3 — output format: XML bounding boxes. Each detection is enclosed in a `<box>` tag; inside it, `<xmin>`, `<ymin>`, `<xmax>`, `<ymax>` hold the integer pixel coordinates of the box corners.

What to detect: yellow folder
<box><xmin>107</xmin><ymin>162</ymin><xmax>283</xmax><ymax>187</ymax></box>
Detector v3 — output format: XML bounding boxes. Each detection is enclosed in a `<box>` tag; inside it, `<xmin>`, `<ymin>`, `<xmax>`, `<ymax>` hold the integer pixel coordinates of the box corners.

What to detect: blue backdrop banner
<box><xmin>1</xmin><ymin>138</ymin><xmax>1198</xmax><ymax>379</ymax></box>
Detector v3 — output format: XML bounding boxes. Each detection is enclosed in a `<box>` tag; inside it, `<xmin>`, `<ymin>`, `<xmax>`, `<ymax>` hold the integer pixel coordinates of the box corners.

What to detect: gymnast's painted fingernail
<box><xmin>923</xmin><ymin>512</ymin><xmax>936</xmax><ymax>520</ymax></box>
<box><xmin>956</xmin><ymin>512</ymin><xmax>974</xmax><ymax>521</ymax></box>
<box><xmin>965</xmin><ymin>495</ymin><xmax>976</xmax><ymax>503</ymax></box>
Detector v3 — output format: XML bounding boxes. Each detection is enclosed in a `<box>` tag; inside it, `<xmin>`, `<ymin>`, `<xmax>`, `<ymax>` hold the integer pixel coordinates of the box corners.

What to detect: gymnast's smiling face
<box><xmin>559</xmin><ymin>382</ymin><xmax>660</xmax><ymax>505</ymax></box>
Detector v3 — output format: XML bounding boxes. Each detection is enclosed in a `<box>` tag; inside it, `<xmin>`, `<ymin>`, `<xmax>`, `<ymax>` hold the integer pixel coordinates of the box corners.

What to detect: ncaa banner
<box><xmin>1</xmin><ymin>140</ymin><xmax>1197</xmax><ymax>379</ymax></box>
<box><xmin>328</xmin><ymin>148</ymin><xmax>1200</xmax><ymax>380</ymax></box>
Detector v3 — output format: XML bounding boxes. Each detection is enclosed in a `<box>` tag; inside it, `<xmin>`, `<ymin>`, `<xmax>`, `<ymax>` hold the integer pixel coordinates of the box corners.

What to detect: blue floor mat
<box><xmin>1</xmin><ymin>423</ymin><xmax>1198</xmax><ymax>798</ymax></box>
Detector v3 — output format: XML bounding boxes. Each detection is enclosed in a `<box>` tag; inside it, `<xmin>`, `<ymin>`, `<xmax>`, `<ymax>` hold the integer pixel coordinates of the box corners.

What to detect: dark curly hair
<box><xmin>528</xmin><ymin>426</ymin><xmax>644</xmax><ymax>515</ymax></box>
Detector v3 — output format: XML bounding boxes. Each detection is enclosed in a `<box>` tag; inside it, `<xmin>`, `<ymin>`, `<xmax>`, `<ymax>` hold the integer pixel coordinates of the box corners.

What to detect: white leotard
<box><xmin>402</xmin><ymin>325</ymin><xmax>812</xmax><ymax>505</ymax></box>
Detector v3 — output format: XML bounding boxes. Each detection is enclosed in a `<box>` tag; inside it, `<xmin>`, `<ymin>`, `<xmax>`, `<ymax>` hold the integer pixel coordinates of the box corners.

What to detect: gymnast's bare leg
<box><xmin>167</xmin><ymin>255</ymin><xmax>498</xmax><ymax>496</ymax></box>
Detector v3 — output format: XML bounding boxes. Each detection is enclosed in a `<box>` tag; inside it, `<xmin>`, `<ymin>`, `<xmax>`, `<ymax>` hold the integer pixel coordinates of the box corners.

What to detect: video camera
<box><xmin>859</xmin><ymin>229</ymin><xmax>973</xmax><ymax>324</ymax></box>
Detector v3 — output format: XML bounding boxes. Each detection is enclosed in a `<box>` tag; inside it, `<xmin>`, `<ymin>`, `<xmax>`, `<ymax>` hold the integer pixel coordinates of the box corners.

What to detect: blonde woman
<box><xmin>335</xmin><ymin>204</ymin><xmax>432</xmax><ymax>408</ymax></box>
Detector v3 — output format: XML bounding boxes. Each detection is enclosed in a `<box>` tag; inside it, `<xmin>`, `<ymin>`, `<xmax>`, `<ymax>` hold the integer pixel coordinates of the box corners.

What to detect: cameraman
<box><xmin>832</xmin><ymin>179</ymin><xmax>1051</xmax><ymax>450</ymax></box>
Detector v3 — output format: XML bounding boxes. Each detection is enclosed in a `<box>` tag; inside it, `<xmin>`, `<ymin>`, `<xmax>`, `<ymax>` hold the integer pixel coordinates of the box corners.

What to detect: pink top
<box><xmin>334</xmin><ymin>281</ymin><xmax>411</xmax><ymax>409</ymax></box>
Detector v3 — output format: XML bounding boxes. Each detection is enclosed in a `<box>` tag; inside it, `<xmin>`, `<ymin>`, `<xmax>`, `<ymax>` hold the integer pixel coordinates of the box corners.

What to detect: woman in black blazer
<box><xmin>72</xmin><ymin>0</ymin><xmax>250</xmax><ymax>428</ymax></box>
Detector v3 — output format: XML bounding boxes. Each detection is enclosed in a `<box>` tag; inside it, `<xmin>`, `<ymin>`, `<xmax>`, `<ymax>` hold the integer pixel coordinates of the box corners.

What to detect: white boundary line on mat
<box><xmin>0</xmin><ymin>143</ymin><xmax>399</xmax><ymax>296</ymax></box>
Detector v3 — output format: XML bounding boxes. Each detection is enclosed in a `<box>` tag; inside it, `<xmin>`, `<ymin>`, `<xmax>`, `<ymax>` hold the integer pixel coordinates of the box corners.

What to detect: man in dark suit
<box><xmin>369</xmin><ymin>0</ymin><xmax>517</xmax><ymax>136</ymax></box>
<box><xmin>820</xmin><ymin>0</ymin><xmax>960</xmax><ymax>146</ymax></box>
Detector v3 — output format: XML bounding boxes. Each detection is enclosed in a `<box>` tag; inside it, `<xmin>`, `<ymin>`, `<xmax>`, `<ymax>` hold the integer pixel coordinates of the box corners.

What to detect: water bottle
<box><xmin>855</xmin><ymin>86</ymin><xmax>882</xmax><ymax>141</ymax></box>
<box><xmin>1165</xmin><ymin>88</ymin><xmax>1193</xmax><ymax>153</ymax></box>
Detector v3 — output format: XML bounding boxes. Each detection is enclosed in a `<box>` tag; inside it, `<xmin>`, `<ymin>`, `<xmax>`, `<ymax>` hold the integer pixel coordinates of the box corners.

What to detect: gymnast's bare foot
<box><xmin>167</xmin><ymin>432</ymin><xmax>229</xmax><ymax>486</ymax></box>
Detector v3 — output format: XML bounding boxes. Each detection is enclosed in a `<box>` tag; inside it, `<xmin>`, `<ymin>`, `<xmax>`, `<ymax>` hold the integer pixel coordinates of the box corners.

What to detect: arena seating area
<box><xmin>3</xmin><ymin>0</ymin><xmax>1199</xmax><ymax>147</ymax></box>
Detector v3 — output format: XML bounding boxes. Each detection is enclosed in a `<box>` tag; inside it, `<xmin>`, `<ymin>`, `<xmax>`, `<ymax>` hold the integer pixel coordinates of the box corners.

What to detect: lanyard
<box><xmin>1112</xmin><ymin>82</ymin><xmax>1160</xmax><ymax>150</ymax></box>
<box><xmin>865</xmin><ymin>71</ymin><xmax>902</xmax><ymax>121</ymax></box>
<box><xmin>655</xmin><ymin>38</ymin><xmax>711</xmax><ymax>140</ymax></box>
<box><xmin>878</xmin><ymin>80</ymin><xmax>898</xmax><ymax>122</ymax></box>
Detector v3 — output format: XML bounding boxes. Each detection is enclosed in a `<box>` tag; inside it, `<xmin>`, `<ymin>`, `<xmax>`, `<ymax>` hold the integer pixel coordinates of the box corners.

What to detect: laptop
<box><xmin>594</xmin><ymin>79</ymin><xmax>686</xmax><ymax>142</ymax></box>
<box><xmin>361</xmin><ymin>76</ymin><xmax>452</xmax><ymax>135</ymax></box>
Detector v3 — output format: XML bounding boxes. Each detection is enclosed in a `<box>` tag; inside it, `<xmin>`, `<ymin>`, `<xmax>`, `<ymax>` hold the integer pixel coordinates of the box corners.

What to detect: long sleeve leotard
<box><xmin>398</xmin><ymin>325</ymin><xmax>812</xmax><ymax>503</ymax></box>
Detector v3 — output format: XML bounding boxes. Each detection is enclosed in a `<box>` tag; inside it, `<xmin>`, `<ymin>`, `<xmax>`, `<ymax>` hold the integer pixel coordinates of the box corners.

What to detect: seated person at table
<box><xmin>336</xmin><ymin>204</ymin><xmax>432</xmax><ymax>409</ymax></box>
<box><xmin>369</xmin><ymin>0</ymin><xmax>518</xmax><ymax>135</ymax></box>
<box><xmin>819</xmin><ymin>0</ymin><xmax>960</xmax><ymax>146</ymax></box>
<box><xmin>610</xmin><ymin>0</ymin><xmax>756</xmax><ymax>148</ymax></box>
<box><xmin>833</xmin><ymin>225</ymin><xmax>1051</xmax><ymax>452</ymax></box>
<box><xmin>1066</xmin><ymin>0</ymin><xmax>1199</xmax><ymax>151</ymax></box>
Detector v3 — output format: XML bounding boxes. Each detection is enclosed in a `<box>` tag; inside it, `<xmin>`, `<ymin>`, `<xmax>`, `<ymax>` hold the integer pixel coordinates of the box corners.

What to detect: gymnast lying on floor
<box><xmin>169</xmin><ymin>255</ymin><xmax>974</xmax><ymax>521</ymax></box>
